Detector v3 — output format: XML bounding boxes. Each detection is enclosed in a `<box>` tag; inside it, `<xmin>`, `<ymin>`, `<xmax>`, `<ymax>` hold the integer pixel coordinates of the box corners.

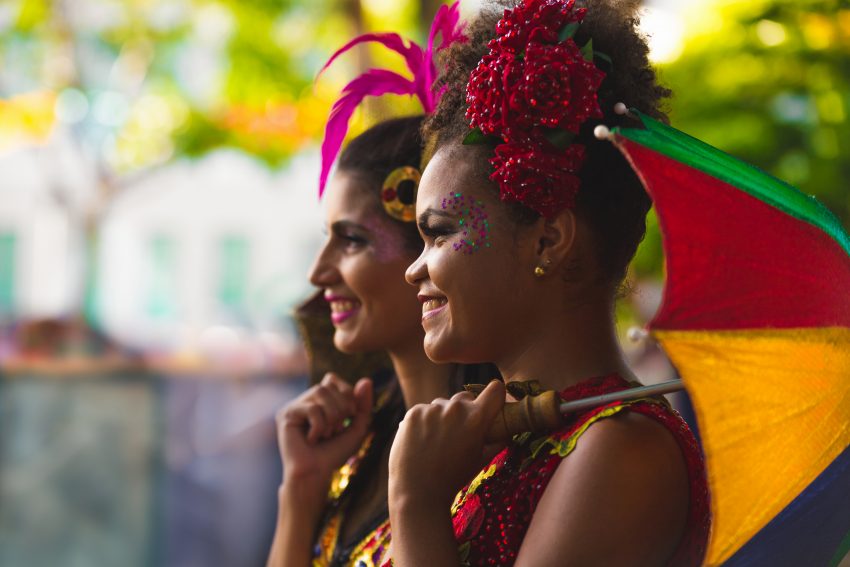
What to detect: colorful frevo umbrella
<box><xmin>606</xmin><ymin>113</ymin><xmax>850</xmax><ymax>566</ymax></box>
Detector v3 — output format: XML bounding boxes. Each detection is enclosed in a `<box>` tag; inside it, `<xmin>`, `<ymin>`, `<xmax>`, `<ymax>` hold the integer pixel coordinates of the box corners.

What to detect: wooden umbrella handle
<box><xmin>485</xmin><ymin>390</ymin><xmax>563</xmax><ymax>443</ymax></box>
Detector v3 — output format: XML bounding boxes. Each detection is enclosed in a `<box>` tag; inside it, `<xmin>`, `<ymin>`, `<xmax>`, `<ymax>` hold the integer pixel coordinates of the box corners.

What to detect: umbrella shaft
<box><xmin>485</xmin><ymin>379</ymin><xmax>685</xmax><ymax>443</ymax></box>
<box><xmin>558</xmin><ymin>379</ymin><xmax>685</xmax><ymax>414</ymax></box>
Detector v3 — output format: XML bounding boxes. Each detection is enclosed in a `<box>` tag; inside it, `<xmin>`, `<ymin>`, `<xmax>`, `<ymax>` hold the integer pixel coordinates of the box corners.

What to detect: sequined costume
<box><xmin>308</xmin><ymin>372</ymin><xmax>399</xmax><ymax>567</ymax></box>
<box><xmin>449</xmin><ymin>374</ymin><xmax>710</xmax><ymax>567</ymax></box>
<box><xmin>311</xmin><ymin>434</ymin><xmax>392</xmax><ymax>567</ymax></box>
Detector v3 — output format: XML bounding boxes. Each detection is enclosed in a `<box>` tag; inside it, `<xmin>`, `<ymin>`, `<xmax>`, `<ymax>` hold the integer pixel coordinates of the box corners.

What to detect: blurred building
<box><xmin>0</xmin><ymin>133</ymin><xmax>323</xmax><ymax>369</ymax></box>
<box><xmin>0</xmin><ymin>132</ymin><xmax>325</xmax><ymax>567</ymax></box>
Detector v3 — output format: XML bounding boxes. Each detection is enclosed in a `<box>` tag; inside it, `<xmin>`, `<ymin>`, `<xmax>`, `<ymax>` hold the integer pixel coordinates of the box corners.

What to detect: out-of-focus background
<box><xmin>0</xmin><ymin>0</ymin><xmax>848</xmax><ymax>565</ymax></box>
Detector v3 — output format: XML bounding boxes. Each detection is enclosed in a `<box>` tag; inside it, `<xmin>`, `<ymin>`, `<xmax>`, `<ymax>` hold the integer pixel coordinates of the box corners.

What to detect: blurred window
<box><xmin>146</xmin><ymin>234</ymin><xmax>178</xmax><ymax>319</ymax></box>
<box><xmin>0</xmin><ymin>232</ymin><xmax>15</xmax><ymax>317</ymax></box>
<box><xmin>217</xmin><ymin>235</ymin><xmax>249</xmax><ymax>316</ymax></box>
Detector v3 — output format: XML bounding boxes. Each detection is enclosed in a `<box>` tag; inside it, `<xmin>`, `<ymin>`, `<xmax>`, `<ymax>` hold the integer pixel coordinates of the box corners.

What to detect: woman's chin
<box><xmin>423</xmin><ymin>331</ymin><xmax>462</xmax><ymax>364</ymax></box>
<box><xmin>424</xmin><ymin>328</ymin><xmax>493</xmax><ymax>365</ymax></box>
<box><xmin>332</xmin><ymin>329</ymin><xmax>361</xmax><ymax>354</ymax></box>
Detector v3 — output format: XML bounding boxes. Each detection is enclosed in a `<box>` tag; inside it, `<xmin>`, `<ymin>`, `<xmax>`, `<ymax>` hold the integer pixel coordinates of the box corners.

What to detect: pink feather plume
<box><xmin>317</xmin><ymin>1</ymin><xmax>467</xmax><ymax>196</ymax></box>
<box><xmin>319</xmin><ymin>70</ymin><xmax>418</xmax><ymax>197</ymax></box>
<box><xmin>423</xmin><ymin>1</ymin><xmax>467</xmax><ymax>110</ymax></box>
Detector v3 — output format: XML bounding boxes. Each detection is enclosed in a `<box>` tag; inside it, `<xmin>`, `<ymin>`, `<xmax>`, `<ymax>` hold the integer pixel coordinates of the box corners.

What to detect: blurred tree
<box><xmin>0</xmin><ymin>0</ymin><xmax>427</xmax><ymax>323</ymax></box>
<box><xmin>632</xmin><ymin>0</ymin><xmax>850</xmax><ymax>280</ymax></box>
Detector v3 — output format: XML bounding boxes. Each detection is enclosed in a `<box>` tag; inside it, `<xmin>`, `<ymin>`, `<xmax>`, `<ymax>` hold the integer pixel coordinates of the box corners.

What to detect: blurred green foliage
<box><xmin>631</xmin><ymin>0</ymin><xmax>850</xmax><ymax>280</ymax></box>
<box><xmin>3</xmin><ymin>0</ymin><xmax>848</xmax><ymax>281</ymax></box>
<box><xmin>0</xmin><ymin>0</ymin><xmax>424</xmax><ymax>171</ymax></box>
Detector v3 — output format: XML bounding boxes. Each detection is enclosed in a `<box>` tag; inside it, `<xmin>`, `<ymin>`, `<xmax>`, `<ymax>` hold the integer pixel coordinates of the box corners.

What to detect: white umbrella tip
<box><xmin>593</xmin><ymin>124</ymin><xmax>612</xmax><ymax>140</ymax></box>
<box><xmin>626</xmin><ymin>326</ymin><xmax>649</xmax><ymax>343</ymax></box>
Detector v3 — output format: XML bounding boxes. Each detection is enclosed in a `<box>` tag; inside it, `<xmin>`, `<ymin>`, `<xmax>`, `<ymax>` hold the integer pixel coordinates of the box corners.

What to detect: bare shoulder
<box><xmin>577</xmin><ymin>409</ymin><xmax>687</xmax><ymax>476</ymax></box>
<box><xmin>515</xmin><ymin>409</ymin><xmax>690</xmax><ymax>567</ymax></box>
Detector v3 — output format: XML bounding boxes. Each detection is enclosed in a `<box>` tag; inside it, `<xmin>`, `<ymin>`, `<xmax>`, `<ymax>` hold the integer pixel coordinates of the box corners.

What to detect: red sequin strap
<box><xmin>448</xmin><ymin>375</ymin><xmax>710</xmax><ymax>567</ymax></box>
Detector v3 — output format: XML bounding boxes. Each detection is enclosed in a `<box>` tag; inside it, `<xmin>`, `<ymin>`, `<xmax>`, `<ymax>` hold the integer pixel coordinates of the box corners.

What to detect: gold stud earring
<box><xmin>534</xmin><ymin>258</ymin><xmax>552</xmax><ymax>277</ymax></box>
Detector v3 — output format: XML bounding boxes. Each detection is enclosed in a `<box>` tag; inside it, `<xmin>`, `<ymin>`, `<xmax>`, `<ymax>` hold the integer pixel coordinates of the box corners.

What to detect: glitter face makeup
<box><xmin>441</xmin><ymin>192</ymin><xmax>491</xmax><ymax>254</ymax></box>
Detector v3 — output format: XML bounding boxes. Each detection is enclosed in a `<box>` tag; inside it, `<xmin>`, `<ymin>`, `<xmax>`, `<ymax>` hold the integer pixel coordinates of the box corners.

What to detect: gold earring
<box><xmin>534</xmin><ymin>258</ymin><xmax>552</xmax><ymax>277</ymax></box>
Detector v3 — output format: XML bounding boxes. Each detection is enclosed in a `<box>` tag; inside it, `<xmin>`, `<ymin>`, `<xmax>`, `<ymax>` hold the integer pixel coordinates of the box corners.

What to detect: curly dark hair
<box><xmin>338</xmin><ymin>114</ymin><xmax>427</xmax><ymax>254</ymax></box>
<box><xmin>424</xmin><ymin>0</ymin><xmax>670</xmax><ymax>288</ymax></box>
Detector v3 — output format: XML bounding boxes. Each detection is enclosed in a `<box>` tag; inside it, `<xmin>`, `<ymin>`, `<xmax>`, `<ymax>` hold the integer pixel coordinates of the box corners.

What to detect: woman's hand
<box><xmin>270</xmin><ymin>374</ymin><xmax>371</xmax><ymax>567</ymax></box>
<box><xmin>276</xmin><ymin>373</ymin><xmax>373</xmax><ymax>490</ymax></box>
<box><xmin>388</xmin><ymin>379</ymin><xmax>506</xmax><ymax>509</ymax></box>
<box><xmin>386</xmin><ymin>380</ymin><xmax>506</xmax><ymax>567</ymax></box>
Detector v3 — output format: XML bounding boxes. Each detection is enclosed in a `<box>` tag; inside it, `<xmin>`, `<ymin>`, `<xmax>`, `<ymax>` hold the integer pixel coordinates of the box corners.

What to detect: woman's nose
<box><xmin>405</xmin><ymin>249</ymin><xmax>428</xmax><ymax>286</ymax></box>
<box><xmin>309</xmin><ymin>243</ymin><xmax>338</xmax><ymax>288</ymax></box>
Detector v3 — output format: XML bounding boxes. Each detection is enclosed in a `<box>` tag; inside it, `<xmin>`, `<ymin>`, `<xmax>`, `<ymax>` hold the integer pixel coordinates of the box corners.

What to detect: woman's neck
<box><xmin>497</xmin><ymin>293</ymin><xmax>634</xmax><ymax>393</ymax></box>
<box><xmin>388</xmin><ymin>342</ymin><xmax>455</xmax><ymax>408</ymax></box>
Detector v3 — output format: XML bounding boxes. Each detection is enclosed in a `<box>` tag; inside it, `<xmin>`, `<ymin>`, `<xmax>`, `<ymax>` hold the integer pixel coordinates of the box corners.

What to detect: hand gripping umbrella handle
<box><xmin>484</xmin><ymin>379</ymin><xmax>685</xmax><ymax>443</ymax></box>
<box><xmin>485</xmin><ymin>390</ymin><xmax>563</xmax><ymax>443</ymax></box>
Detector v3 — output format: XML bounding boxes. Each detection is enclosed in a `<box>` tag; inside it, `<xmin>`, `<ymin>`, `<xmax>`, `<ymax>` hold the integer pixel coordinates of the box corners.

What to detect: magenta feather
<box><xmin>423</xmin><ymin>2</ymin><xmax>467</xmax><ymax>110</ymax></box>
<box><xmin>319</xmin><ymin>69</ymin><xmax>418</xmax><ymax>196</ymax></box>
<box><xmin>317</xmin><ymin>32</ymin><xmax>426</xmax><ymax>89</ymax></box>
<box><xmin>317</xmin><ymin>1</ymin><xmax>467</xmax><ymax>196</ymax></box>
<box><xmin>430</xmin><ymin>2</ymin><xmax>467</xmax><ymax>51</ymax></box>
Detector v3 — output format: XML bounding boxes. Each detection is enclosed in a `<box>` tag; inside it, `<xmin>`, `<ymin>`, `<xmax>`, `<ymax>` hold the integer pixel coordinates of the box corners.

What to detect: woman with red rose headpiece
<box><xmin>384</xmin><ymin>1</ymin><xmax>710</xmax><ymax>566</ymax></box>
<box><xmin>266</xmin><ymin>6</ymin><xmax>499</xmax><ymax>566</ymax></box>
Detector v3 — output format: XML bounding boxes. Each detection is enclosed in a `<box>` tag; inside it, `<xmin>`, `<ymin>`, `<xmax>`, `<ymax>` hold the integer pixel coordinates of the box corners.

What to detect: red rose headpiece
<box><xmin>464</xmin><ymin>0</ymin><xmax>605</xmax><ymax>218</ymax></box>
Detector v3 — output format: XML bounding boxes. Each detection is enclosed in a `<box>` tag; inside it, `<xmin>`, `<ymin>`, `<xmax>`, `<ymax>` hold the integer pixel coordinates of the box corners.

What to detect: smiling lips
<box><xmin>325</xmin><ymin>294</ymin><xmax>362</xmax><ymax>324</ymax></box>
<box><xmin>419</xmin><ymin>296</ymin><xmax>448</xmax><ymax>321</ymax></box>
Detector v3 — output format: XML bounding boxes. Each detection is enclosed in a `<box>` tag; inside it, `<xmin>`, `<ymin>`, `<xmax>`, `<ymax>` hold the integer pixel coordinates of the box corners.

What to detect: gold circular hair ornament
<box><xmin>381</xmin><ymin>166</ymin><xmax>420</xmax><ymax>222</ymax></box>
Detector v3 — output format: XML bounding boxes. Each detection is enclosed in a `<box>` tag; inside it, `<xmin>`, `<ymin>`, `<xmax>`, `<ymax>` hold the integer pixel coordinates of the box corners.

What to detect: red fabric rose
<box><xmin>465</xmin><ymin>48</ymin><xmax>522</xmax><ymax>137</ymax></box>
<box><xmin>452</xmin><ymin>493</ymin><xmax>485</xmax><ymax>541</ymax></box>
<box><xmin>489</xmin><ymin>140</ymin><xmax>586</xmax><ymax>217</ymax></box>
<box><xmin>495</xmin><ymin>0</ymin><xmax>584</xmax><ymax>52</ymax></box>
<box><xmin>510</xmin><ymin>39</ymin><xmax>604</xmax><ymax>132</ymax></box>
<box><xmin>463</xmin><ymin>0</ymin><xmax>604</xmax><ymax>218</ymax></box>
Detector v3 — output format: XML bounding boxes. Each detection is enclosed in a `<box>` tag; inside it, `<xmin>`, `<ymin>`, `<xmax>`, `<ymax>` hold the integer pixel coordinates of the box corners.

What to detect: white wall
<box><xmin>98</xmin><ymin>149</ymin><xmax>323</xmax><ymax>351</ymax></box>
<box><xmin>0</xmin><ymin>140</ymin><xmax>91</xmax><ymax>320</ymax></box>
<box><xmin>0</xmin><ymin>135</ymin><xmax>324</xmax><ymax>354</ymax></box>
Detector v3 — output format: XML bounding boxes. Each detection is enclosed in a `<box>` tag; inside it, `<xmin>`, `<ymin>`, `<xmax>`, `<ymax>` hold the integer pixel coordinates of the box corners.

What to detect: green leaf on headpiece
<box><xmin>581</xmin><ymin>39</ymin><xmax>594</xmax><ymax>62</ymax></box>
<box><xmin>558</xmin><ymin>22</ymin><xmax>580</xmax><ymax>42</ymax></box>
<box><xmin>544</xmin><ymin>129</ymin><xmax>576</xmax><ymax>151</ymax></box>
<box><xmin>594</xmin><ymin>50</ymin><xmax>613</xmax><ymax>71</ymax></box>
<box><xmin>462</xmin><ymin>128</ymin><xmax>499</xmax><ymax>146</ymax></box>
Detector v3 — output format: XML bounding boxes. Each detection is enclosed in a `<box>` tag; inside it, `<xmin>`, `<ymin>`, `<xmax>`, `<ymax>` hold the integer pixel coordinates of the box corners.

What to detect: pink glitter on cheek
<box><xmin>362</xmin><ymin>218</ymin><xmax>408</xmax><ymax>262</ymax></box>
<box><xmin>441</xmin><ymin>192</ymin><xmax>491</xmax><ymax>254</ymax></box>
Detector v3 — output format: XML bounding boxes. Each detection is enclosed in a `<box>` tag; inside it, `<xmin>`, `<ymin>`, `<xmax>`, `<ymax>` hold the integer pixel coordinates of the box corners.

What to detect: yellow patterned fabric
<box><xmin>327</xmin><ymin>433</ymin><xmax>374</xmax><ymax>501</ymax></box>
<box><xmin>313</xmin><ymin>385</ymin><xmax>396</xmax><ymax>567</ymax></box>
<box><xmin>527</xmin><ymin>397</ymin><xmax>667</xmax><ymax>461</ymax></box>
<box><xmin>312</xmin><ymin>430</ymin><xmax>392</xmax><ymax>567</ymax></box>
<box><xmin>348</xmin><ymin>518</ymin><xmax>391</xmax><ymax>567</ymax></box>
<box><xmin>655</xmin><ymin>327</ymin><xmax>850</xmax><ymax>565</ymax></box>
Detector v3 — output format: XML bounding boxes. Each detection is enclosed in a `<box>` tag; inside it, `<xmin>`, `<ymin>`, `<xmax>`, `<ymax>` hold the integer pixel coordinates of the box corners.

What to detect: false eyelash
<box><xmin>419</xmin><ymin>224</ymin><xmax>455</xmax><ymax>239</ymax></box>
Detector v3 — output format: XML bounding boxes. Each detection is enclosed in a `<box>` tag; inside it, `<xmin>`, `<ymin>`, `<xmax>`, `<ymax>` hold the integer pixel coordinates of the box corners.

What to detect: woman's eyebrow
<box><xmin>330</xmin><ymin>220</ymin><xmax>367</xmax><ymax>234</ymax></box>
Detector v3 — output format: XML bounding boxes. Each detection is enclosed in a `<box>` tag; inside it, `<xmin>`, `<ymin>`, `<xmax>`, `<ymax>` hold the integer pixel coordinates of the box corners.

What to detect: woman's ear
<box><xmin>536</xmin><ymin>208</ymin><xmax>577</xmax><ymax>267</ymax></box>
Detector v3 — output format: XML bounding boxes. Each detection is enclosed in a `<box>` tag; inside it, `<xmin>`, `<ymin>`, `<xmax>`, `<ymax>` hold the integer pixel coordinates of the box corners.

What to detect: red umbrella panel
<box><xmin>609</xmin><ymin>113</ymin><xmax>850</xmax><ymax>567</ymax></box>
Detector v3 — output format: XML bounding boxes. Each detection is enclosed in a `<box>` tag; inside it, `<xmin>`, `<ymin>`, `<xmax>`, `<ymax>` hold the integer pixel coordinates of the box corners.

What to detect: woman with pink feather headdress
<box><xmin>265</xmin><ymin>5</ymin><xmax>494</xmax><ymax>567</ymax></box>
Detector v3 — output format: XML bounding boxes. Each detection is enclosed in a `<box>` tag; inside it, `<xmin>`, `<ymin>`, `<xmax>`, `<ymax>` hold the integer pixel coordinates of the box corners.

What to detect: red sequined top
<box><xmin>449</xmin><ymin>374</ymin><xmax>710</xmax><ymax>566</ymax></box>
